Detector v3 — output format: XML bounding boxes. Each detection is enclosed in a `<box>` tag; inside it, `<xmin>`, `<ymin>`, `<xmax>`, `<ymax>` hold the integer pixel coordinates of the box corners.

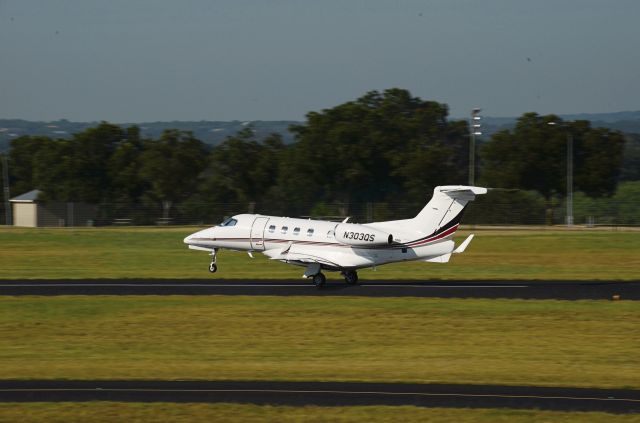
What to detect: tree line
<box><xmin>1</xmin><ymin>88</ymin><xmax>631</xmax><ymax>225</ymax></box>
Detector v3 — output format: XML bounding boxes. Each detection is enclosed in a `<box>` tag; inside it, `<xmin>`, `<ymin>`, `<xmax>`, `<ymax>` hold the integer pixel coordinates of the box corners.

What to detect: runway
<box><xmin>1</xmin><ymin>380</ymin><xmax>638</xmax><ymax>413</ymax></box>
<box><xmin>0</xmin><ymin>279</ymin><xmax>638</xmax><ymax>300</ymax></box>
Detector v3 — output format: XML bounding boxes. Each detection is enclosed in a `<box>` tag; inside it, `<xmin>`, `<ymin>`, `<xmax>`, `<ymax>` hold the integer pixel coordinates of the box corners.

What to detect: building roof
<box><xmin>10</xmin><ymin>189</ymin><xmax>42</xmax><ymax>202</ymax></box>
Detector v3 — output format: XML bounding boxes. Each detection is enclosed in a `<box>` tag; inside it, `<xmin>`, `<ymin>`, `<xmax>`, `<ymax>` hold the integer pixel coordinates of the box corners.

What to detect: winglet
<box><xmin>453</xmin><ymin>234</ymin><xmax>475</xmax><ymax>254</ymax></box>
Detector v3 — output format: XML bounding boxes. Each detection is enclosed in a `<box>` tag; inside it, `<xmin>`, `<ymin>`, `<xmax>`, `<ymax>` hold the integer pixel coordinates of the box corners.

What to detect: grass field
<box><xmin>0</xmin><ymin>226</ymin><xmax>638</xmax><ymax>280</ymax></box>
<box><xmin>1</xmin><ymin>226</ymin><xmax>638</xmax><ymax>419</ymax></box>
<box><xmin>1</xmin><ymin>296</ymin><xmax>638</xmax><ymax>389</ymax></box>
<box><xmin>2</xmin><ymin>403</ymin><xmax>638</xmax><ymax>423</ymax></box>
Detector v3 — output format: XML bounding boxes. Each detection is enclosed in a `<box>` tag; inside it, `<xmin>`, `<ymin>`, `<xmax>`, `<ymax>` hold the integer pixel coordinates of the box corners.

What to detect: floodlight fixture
<box><xmin>468</xmin><ymin>108</ymin><xmax>482</xmax><ymax>185</ymax></box>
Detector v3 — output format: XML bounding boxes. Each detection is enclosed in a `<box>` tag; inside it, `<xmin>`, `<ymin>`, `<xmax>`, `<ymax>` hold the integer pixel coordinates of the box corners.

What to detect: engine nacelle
<box><xmin>335</xmin><ymin>223</ymin><xmax>393</xmax><ymax>247</ymax></box>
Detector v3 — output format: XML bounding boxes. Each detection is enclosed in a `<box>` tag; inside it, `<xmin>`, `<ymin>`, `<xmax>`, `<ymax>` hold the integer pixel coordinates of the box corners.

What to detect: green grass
<box><xmin>1</xmin><ymin>296</ymin><xmax>638</xmax><ymax>389</ymax></box>
<box><xmin>0</xmin><ymin>226</ymin><xmax>638</xmax><ymax>280</ymax></box>
<box><xmin>1</xmin><ymin>403</ymin><xmax>638</xmax><ymax>423</ymax></box>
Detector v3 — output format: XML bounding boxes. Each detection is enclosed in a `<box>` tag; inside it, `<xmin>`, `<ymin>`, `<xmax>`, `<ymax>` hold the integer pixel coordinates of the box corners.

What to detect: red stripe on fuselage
<box><xmin>405</xmin><ymin>224</ymin><xmax>459</xmax><ymax>248</ymax></box>
<box><xmin>190</xmin><ymin>224</ymin><xmax>458</xmax><ymax>251</ymax></box>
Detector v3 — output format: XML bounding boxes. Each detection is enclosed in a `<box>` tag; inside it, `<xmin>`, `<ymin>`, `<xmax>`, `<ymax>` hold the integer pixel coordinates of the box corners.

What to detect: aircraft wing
<box><xmin>262</xmin><ymin>244</ymin><xmax>374</xmax><ymax>269</ymax></box>
<box><xmin>188</xmin><ymin>244</ymin><xmax>216</xmax><ymax>252</ymax></box>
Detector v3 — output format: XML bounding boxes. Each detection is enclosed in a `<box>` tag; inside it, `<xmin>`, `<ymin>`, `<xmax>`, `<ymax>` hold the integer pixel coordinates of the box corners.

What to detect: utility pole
<box><xmin>566</xmin><ymin>132</ymin><xmax>574</xmax><ymax>227</ymax></box>
<box><xmin>1</xmin><ymin>153</ymin><xmax>11</xmax><ymax>226</ymax></box>
<box><xmin>547</xmin><ymin>121</ymin><xmax>574</xmax><ymax>227</ymax></box>
<box><xmin>469</xmin><ymin>108</ymin><xmax>482</xmax><ymax>186</ymax></box>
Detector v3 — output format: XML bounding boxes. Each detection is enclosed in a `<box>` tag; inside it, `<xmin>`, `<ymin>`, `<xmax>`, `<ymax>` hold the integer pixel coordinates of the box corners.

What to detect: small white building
<box><xmin>10</xmin><ymin>190</ymin><xmax>96</xmax><ymax>227</ymax></box>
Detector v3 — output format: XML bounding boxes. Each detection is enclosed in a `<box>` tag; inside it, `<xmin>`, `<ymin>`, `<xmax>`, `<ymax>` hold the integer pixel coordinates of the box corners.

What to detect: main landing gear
<box><xmin>304</xmin><ymin>264</ymin><xmax>358</xmax><ymax>288</ymax></box>
<box><xmin>312</xmin><ymin>273</ymin><xmax>326</xmax><ymax>288</ymax></box>
<box><xmin>209</xmin><ymin>249</ymin><xmax>218</xmax><ymax>273</ymax></box>
<box><xmin>342</xmin><ymin>270</ymin><xmax>358</xmax><ymax>285</ymax></box>
<box><xmin>304</xmin><ymin>263</ymin><xmax>326</xmax><ymax>288</ymax></box>
<box><xmin>312</xmin><ymin>270</ymin><xmax>358</xmax><ymax>287</ymax></box>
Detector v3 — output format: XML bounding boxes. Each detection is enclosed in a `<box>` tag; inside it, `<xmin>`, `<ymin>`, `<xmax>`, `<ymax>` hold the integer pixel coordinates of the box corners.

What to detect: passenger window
<box><xmin>327</xmin><ymin>230</ymin><xmax>334</xmax><ymax>238</ymax></box>
<box><xmin>306</xmin><ymin>228</ymin><xmax>314</xmax><ymax>237</ymax></box>
<box><xmin>293</xmin><ymin>227</ymin><xmax>300</xmax><ymax>235</ymax></box>
<box><xmin>268</xmin><ymin>225</ymin><xmax>275</xmax><ymax>233</ymax></box>
<box><xmin>281</xmin><ymin>226</ymin><xmax>288</xmax><ymax>234</ymax></box>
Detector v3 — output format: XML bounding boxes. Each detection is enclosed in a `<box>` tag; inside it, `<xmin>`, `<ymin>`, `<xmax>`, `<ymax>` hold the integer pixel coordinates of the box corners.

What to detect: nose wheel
<box><xmin>209</xmin><ymin>249</ymin><xmax>218</xmax><ymax>273</ymax></box>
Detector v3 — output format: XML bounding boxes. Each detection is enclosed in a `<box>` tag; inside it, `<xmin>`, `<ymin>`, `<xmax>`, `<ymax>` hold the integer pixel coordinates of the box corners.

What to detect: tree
<box><xmin>0</xmin><ymin>152</ymin><xmax>8</xmax><ymax>225</ymax></box>
<box><xmin>619</xmin><ymin>134</ymin><xmax>640</xmax><ymax>182</ymax></box>
<box><xmin>577</xmin><ymin>126</ymin><xmax>626</xmax><ymax>197</ymax></box>
<box><xmin>108</xmin><ymin>126</ymin><xmax>147</xmax><ymax>204</ymax></box>
<box><xmin>8</xmin><ymin>135</ymin><xmax>54</xmax><ymax>196</ymax></box>
<box><xmin>31</xmin><ymin>138</ymin><xmax>72</xmax><ymax>202</ymax></box>
<box><xmin>480</xmin><ymin>113</ymin><xmax>626</xmax><ymax>223</ymax></box>
<box><xmin>189</xmin><ymin>128</ymin><xmax>287</xmax><ymax>220</ymax></box>
<box><xmin>282</xmin><ymin>88</ymin><xmax>468</xmax><ymax>214</ymax></box>
<box><xmin>139</xmin><ymin>130</ymin><xmax>208</xmax><ymax>219</ymax></box>
<box><xmin>64</xmin><ymin>122</ymin><xmax>125</xmax><ymax>203</ymax></box>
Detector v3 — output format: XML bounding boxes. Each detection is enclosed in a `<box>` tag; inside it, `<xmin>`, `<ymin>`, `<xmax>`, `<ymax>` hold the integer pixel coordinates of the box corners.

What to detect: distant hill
<box><xmin>0</xmin><ymin>119</ymin><xmax>299</xmax><ymax>152</ymax></box>
<box><xmin>2</xmin><ymin>110</ymin><xmax>640</xmax><ymax>152</ymax></box>
<box><xmin>475</xmin><ymin>111</ymin><xmax>640</xmax><ymax>138</ymax></box>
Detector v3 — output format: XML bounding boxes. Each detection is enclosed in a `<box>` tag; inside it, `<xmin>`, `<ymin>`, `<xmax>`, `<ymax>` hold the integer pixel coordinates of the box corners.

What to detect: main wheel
<box><xmin>313</xmin><ymin>273</ymin><xmax>326</xmax><ymax>288</ymax></box>
<box><xmin>209</xmin><ymin>263</ymin><xmax>218</xmax><ymax>273</ymax></box>
<box><xmin>344</xmin><ymin>270</ymin><xmax>358</xmax><ymax>285</ymax></box>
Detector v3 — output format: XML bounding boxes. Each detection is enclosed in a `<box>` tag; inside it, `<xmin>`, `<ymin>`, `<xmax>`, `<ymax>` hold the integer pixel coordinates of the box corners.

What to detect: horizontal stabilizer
<box><xmin>424</xmin><ymin>253</ymin><xmax>451</xmax><ymax>263</ymax></box>
<box><xmin>439</xmin><ymin>186</ymin><xmax>488</xmax><ymax>200</ymax></box>
<box><xmin>453</xmin><ymin>234</ymin><xmax>475</xmax><ymax>254</ymax></box>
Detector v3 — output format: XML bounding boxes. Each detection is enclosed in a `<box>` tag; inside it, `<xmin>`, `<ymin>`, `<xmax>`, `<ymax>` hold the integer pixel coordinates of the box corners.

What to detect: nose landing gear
<box><xmin>209</xmin><ymin>249</ymin><xmax>218</xmax><ymax>273</ymax></box>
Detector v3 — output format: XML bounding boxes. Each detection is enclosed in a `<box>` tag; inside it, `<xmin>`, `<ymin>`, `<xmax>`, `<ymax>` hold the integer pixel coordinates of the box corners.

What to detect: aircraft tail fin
<box><xmin>412</xmin><ymin>186</ymin><xmax>487</xmax><ymax>237</ymax></box>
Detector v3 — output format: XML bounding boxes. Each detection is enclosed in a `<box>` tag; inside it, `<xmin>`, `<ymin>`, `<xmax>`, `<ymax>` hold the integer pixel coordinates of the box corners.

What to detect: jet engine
<box><xmin>335</xmin><ymin>223</ymin><xmax>393</xmax><ymax>247</ymax></box>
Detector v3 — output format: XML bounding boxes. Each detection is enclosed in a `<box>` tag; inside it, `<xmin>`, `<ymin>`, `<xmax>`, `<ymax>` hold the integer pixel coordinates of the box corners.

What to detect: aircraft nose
<box><xmin>184</xmin><ymin>228</ymin><xmax>214</xmax><ymax>245</ymax></box>
<box><xmin>184</xmin><ymin>229</ymin><xmax>203</xmax><ymax>245</ymax></box>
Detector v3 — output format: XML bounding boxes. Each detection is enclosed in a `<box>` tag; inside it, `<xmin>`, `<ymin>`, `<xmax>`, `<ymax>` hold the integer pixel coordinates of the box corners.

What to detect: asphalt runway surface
<box><xmin>0</xmin><ymin>279</ymin><xmax>638</xmax><ymax>300</ymax></box>
<box><xmin>2</xmin><ymin>285</ymin><xmax>637</xmax><ymax>414</ymax></box>
<box><xmin>1</xmin><ymin>380</ymin><xmax>638</xmax><ymax>413</ymax></box>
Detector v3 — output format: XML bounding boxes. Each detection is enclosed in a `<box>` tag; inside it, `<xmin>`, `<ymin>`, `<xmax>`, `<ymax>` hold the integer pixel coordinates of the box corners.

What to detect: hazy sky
<box><xmin>1</xmin><ymin>0</ymin><xmax>639</xmax><ymax>122</ymax></box>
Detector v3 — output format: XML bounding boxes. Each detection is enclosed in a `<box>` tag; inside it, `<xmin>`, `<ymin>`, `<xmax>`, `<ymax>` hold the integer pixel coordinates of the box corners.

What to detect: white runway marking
<box><xmin>0</xmin><ymin>388</ymin><xmax>636</xmax><ymax>403</ymax></box>
<box><xmin>0</xmin><ymin>284</ymin><xmax>528</xmax><ymax>288</ymax></box>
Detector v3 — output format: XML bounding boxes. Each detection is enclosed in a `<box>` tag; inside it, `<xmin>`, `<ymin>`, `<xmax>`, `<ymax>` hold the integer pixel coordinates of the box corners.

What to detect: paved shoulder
<box><xmin>0</xmin><ymin>279</ymin><xmax>638</xmax><ymax>300</ymax></box>
<box><xmin>0</xmin><ymin>380</ymin><xmax>638</xmax><ymax>413</ymax></box>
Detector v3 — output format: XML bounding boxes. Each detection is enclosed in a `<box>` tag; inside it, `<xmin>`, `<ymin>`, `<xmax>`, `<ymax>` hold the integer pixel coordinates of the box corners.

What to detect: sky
<box><xmin>1</xmin><ymin>0</ymin><xmax>639</xmax><ymax>122</ymax></box>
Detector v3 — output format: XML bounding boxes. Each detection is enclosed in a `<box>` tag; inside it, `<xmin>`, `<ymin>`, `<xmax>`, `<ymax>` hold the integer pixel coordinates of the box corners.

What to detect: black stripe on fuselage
<box><xmin>402</xmin><ymin>205</ymin><xmax>467</xmax><ymax>246</ymax></box>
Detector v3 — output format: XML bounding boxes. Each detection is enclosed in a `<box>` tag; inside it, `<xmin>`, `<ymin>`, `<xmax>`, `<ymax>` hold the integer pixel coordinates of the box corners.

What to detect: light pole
<box><xmin>566</xmin><ymin>131</ymin><xmax>574</xmax><ymax>227</ymax></box>
<box><xmin>469</xmin><ymin>108</ymin><xmax>482</xmax><ymax>186</ymax></box>
<box><xmin>1</xmin><ymin>153</ymin><xmax>10</xmax><ymax>226</ymax></box>
<box><xmin>548</xmin><ymin>121</ymin><xmax>574</xmax><ymax>227</ymax></box>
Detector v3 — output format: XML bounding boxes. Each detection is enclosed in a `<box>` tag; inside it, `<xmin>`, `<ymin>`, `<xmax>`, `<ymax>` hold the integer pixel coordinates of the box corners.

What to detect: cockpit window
<box><xmin>220</xmin><ymin>217</ymin><xmax>237</xmax><ymax>227</ymax></box>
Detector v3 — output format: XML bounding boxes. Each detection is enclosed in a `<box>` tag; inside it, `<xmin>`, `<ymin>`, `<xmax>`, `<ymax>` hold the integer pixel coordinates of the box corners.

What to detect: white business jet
<box><xmin>184</xmin><ymin>185</ymin><xmax>487</xmax><ymax>287</ymax></box>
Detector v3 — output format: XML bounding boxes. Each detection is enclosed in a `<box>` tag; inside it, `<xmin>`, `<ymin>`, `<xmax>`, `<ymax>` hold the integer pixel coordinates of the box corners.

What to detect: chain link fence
<box><xmin>2</xmin><ymin>195</ymin><xmax>638</xmax><ymax>227</ymax></box>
